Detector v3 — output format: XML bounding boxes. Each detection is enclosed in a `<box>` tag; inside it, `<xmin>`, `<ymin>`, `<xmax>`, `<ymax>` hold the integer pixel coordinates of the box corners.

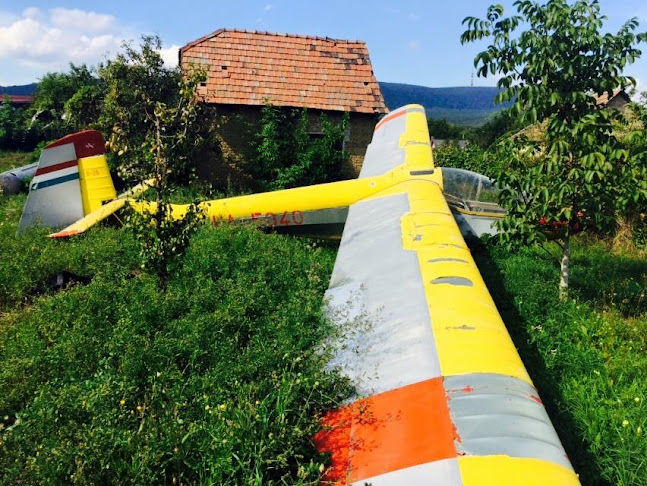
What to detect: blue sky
<box><xmin>1</xmin><ymin>0</ymin><xmax>646</xmax><ymax>90</ymax></box>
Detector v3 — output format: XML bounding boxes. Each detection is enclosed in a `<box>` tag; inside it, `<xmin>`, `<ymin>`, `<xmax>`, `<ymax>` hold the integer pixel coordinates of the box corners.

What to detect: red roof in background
<box><xmin>0</xmin><ymin>95</ymin><xmax>33</xmax><ymax>105</ymax></box>
<box><xmin>180</xmin><ymin>29</ymin><xmax>388</xmax><ymax>114</ymax></box>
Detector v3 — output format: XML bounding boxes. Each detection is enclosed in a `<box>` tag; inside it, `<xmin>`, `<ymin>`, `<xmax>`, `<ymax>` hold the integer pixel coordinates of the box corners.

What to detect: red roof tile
<box><xmin>180</xmin><ymin>29</ymin><xmax>387</xmax><ymax>114</ymax></box>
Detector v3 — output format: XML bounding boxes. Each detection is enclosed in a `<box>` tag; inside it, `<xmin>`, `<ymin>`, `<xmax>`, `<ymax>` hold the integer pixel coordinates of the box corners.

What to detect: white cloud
<box><xmin>159</xmin><ymin>44</ymin><xmax>180</xmax><ymax>68</ymax></box>
<box><xmin>50</xmin><ymin>8</ymin><xmax>115</xmax><ymax>32</ymax></box>
<box><xmin>0</xmin><ymin>6</ymin><xmax>128</xmax><ymax>81</ymax></box>
<box><xmin>22</xmin><ymin>7</ymin><xmax>41</xmax><ymax>19</ymax></box>
<box><xmin>407</xmin><ymin>40</ymin><xmax>421</xmax><ymax>50</ymax></box>
<box><xmin>264</xmin><ymin>4</ymin><xmax>273</xmax><ymax>12</ymax></box>
<box><xmin>408</xmin><ymin>13</ymin><xmax>421</xmax><ymax>22</ymax></box>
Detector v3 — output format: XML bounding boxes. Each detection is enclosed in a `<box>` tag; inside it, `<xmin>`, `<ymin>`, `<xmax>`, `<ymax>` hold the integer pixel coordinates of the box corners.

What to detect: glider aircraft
<box><xmin>18</xmin><ymin>105</ymin><xmax>581</xmax><ymax>485</ymax></box>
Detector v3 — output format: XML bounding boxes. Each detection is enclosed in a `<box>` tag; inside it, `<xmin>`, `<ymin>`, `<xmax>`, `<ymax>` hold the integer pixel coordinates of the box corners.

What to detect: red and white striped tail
<box><xmin>18</xmin><ymin>131</ymin><xmax>106</xmax><ymax>231</ymax></box>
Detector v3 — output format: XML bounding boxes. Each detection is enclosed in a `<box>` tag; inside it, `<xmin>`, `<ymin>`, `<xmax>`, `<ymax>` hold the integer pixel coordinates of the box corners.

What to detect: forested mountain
<box><xmin>3</xmin><ymin>81</ymin><xmax>507</xmax><ymax>127</ymax></box>
<box><xmin>379</xmin><ymin>82</ymin><xmax>511</xmax><ymax>126</ymax></box>
<box><xmin>0</xmin><ymin>83</ymin><xmax>38</xmax><ymax>96</ymax></box>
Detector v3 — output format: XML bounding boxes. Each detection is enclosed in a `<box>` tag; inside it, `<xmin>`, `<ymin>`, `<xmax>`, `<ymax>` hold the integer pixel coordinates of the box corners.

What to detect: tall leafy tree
<box><xmin>427</xmin><ymin>118</ymin><xmax>465</xmax><ymax>140</ymax></box>
<box><xmin>102</xmin><ymin>36</ymin><xmax>215</xmax><ymax>289</ymax></box>
<box><xmin>30</xmin><ymin>64</ymin><xmax>99</xmax><ymax>139</ymax></box>
<box><xmin>0</xmin><ymin>97</ymin><xmax>30</xmax><ymax>150</ymax></box>
<box><xmin>462</xmin><ymin>0</ymin><xmax>647</xmax><ymax>296</ymax></box>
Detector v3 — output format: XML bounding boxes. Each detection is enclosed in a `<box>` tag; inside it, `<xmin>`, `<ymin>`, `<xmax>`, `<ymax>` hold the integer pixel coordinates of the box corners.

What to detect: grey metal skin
<box><xmin>0</xmin><ymin>162</ymin><xmax>38</xmax><ymax>196</ymax></box>
<box><xmin>445</xmin><ymin>373</ymin><xmax>573</xmax><ymax>470</ymax></box>
<box><xmin>325</xmin><ymin>193</ymin><xmax>442</xmax><ymax>397</ymax></box>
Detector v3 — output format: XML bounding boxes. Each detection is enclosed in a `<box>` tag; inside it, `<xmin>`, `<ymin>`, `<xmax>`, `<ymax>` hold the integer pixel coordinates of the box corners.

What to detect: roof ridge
<box><xmin>180</xmin><ymin>28</ymin><xmax>365</xmax><ymax>52</ymax></box>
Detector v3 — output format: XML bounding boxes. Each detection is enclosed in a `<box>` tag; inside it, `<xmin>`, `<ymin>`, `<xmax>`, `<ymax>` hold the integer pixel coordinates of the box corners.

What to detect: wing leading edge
<box><xmin>314</xmin><ymin>106</ymin><xmax>580</xmax><ymax>486</ymax></box>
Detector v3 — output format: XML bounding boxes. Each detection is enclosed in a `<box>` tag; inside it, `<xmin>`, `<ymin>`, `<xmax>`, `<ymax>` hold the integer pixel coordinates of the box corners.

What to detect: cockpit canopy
<box><xmin>442</xmin><ymin>167</ymin><xmax>505</xmax><ymax>215</ymax></box>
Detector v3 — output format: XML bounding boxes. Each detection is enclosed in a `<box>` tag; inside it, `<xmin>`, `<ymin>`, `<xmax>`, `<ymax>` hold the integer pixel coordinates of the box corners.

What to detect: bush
<box><xmin>0</xmin><ymin>100</ymin><xmax>36</xmax><ymax>151</ymax></box>
<box><xmin>434</xmin><ymin>143</ymin><xmax>502</xmax><ymax>178</ymax></box>
<box><xmin>0</xmin><ymin>194</ymin><xmax>350</xmax><ymax>484</ymax></box>
<box><xmin>248</xmin><ymin>105</ymin><xmax>349</xmax><ymax>190</ymax></box>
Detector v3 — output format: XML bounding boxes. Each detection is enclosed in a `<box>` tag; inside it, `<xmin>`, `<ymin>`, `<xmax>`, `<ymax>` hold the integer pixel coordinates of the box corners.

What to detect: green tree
<box><xmin>622</xmin><ymin>101</ymin><xmax>647</xmax><ymax>246</ymax></box>
<box><xmin>468</xmin><ymin>108</ymin><xmax>521</xmax><ymax>148</ymax></box>
<box><xmin>462</xmin><ymin>0</ymin><xmax>647</xmax><ymax>297</ymax></box>
<box><xmin>0</xmin><ymin>97</ymin><xmax>28</xmax><ymax>150</ymax></box>
<box><xmin>64</xmin><ymin>84</ymin><xmax>105</xmax><ymax>131</ymax></box>
<box><xmin>435</xmin><ymin>143</ymin><xmax>503</xmax><ymax>178</ymax></box>
<box><xmin>427</xmin><ymin>118</ymin><xmax>465</xmax><ymax>139</ymax></box>
<box><xmin>104</xmin><ymin>36</ymin><xmax>214</xmax><ymax>289</ymax></box>
<box><xmin>30</xmin><ymin>64</ymin><xmax>99</xmax><ymax>139</ymax></box>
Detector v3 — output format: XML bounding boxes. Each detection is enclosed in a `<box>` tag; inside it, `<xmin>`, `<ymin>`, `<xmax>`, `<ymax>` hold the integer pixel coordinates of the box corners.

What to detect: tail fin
<box><xmin>18</xmin><ymin>130</ymin><xmax>116</xmax><ymax>231</ymax></box>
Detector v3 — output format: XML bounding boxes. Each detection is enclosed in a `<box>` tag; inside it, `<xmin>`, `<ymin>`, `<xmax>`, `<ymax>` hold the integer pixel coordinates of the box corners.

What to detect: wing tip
<box><xmin>48</xmin><ymin>229</ymin><xmax>80</xmax><ymax>238</ymax></box>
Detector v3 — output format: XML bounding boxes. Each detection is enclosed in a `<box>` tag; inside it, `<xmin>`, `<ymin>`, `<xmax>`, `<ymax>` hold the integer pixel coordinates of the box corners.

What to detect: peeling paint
<box><xmin>446</xmin><ymin>325</ymin><xmax>476</xmax><ymax>331</ymax></box>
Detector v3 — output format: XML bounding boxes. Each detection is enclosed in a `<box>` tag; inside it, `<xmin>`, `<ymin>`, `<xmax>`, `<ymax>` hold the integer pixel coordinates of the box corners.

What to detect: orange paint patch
<box><xmin>313</xmin><ymin>407</ymin><xmax>353</xmax><ymax>485</ymax></box>
<box><xmin>375</xmin><ymin>110</ymin><xmax>406</xmax><ymax>132</ymax></box>
<box><xmin>314</xmin><ymin>378</ymin><xmax>456</xmax><ymax>484</ymax></box>
<box><xmin>48</xmin><ymin>230</ymin><xmax>79</xmax><ymax>238</ymax></box>
<box><xmin>528</xmin><ymin>394</ymin><xmax>543</xmax><ymax>405</ymax></box>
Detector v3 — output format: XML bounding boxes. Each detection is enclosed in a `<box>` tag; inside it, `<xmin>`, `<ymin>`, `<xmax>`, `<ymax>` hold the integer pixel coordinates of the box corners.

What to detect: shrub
<box><xmin>248</xmin><ymin>105</ymin><xmax>349</xmax><ymax>190</ymax></box>
<box><xmin>0</xmin><ymin>215</ymin><xmax>347</xmax><ymax>484</ymax></box>
<box><xmin>0</xmin><ymin>192</ymin><xmax>350</xmax><ymax>484</ymax></box>
<box><xmin>434</xmin><ymin>143</ymin><xmax>502</xmax><ymax>178</ymax></box>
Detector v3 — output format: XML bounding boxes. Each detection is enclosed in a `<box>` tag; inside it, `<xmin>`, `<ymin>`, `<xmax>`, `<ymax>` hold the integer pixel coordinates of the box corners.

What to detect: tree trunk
<box><xmin>559</xmin><ymin>235</ymin><xmax>570</xmax><ymax>300</ymax></box>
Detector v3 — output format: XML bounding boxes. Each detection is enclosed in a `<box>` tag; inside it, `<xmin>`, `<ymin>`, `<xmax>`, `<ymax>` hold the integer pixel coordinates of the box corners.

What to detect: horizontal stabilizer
<box><xmin>49</xmin><ymin>180</ymin><xmax>151</xmax><ymax>238</ymax></box>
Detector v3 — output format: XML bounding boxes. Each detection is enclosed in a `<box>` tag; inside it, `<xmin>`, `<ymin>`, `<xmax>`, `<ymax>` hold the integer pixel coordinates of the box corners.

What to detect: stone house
<box><xmin>179</xmin><ymin>29</ymin><xmax>387</xmax><ymax>183</ymax></box>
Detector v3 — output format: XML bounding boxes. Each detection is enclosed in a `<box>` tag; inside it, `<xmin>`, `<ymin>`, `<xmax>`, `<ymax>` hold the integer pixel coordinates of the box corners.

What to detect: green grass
<box><xmin>471</xmin><ymin>236</ymin><xmax>647</xmax><ymax>485</ymax></box>
<box><xmin>0</xmin><ymin>194</ymin><xmax>350</xmax><ymax>485</ymax></box>
<box><xmin>0</xmin><ymin>150</ymin><xmax>31</xmax><ymax>172</ymax></box>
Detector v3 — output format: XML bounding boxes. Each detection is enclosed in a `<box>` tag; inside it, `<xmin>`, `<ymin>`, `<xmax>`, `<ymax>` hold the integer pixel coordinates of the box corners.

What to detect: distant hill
<box><xmin>2</xmin><ymin>81</ymin><xmax>506</xmax><ymax>126</ymax></box>
<box><xmin>379</xmin><ymin>82</ymin><xmax>511</xmax><ymax>126</ymax></box>
<box><xmin>0</xmin><ymin>83</ymin><xmax>38</xmax><ymax>96</ymax></box>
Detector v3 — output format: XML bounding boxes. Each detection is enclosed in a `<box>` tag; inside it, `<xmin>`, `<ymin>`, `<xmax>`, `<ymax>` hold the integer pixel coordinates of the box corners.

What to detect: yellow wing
<box><xmin>313</xmin><ymin>106</ymin><xmax>581</xmax><ymax>486</ymax></box>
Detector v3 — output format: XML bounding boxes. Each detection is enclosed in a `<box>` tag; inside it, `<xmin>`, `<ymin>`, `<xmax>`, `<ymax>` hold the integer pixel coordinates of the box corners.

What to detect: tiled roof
<box><xmin>179</xmin><ymin>29</ymin><xmax>387</xmax><ymax>114</ymax></box>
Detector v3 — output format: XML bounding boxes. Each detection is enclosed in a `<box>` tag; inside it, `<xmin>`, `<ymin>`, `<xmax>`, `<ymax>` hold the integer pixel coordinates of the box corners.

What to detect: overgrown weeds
<box><xmin>0</xmin><ymin>193</ymin><xmax>350</xmax><ymax>485</ymax></box>
<box><xmin>0</xmin><ymin>151</ymin><xmax>31</xmax><ymax>172</ymax></box>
